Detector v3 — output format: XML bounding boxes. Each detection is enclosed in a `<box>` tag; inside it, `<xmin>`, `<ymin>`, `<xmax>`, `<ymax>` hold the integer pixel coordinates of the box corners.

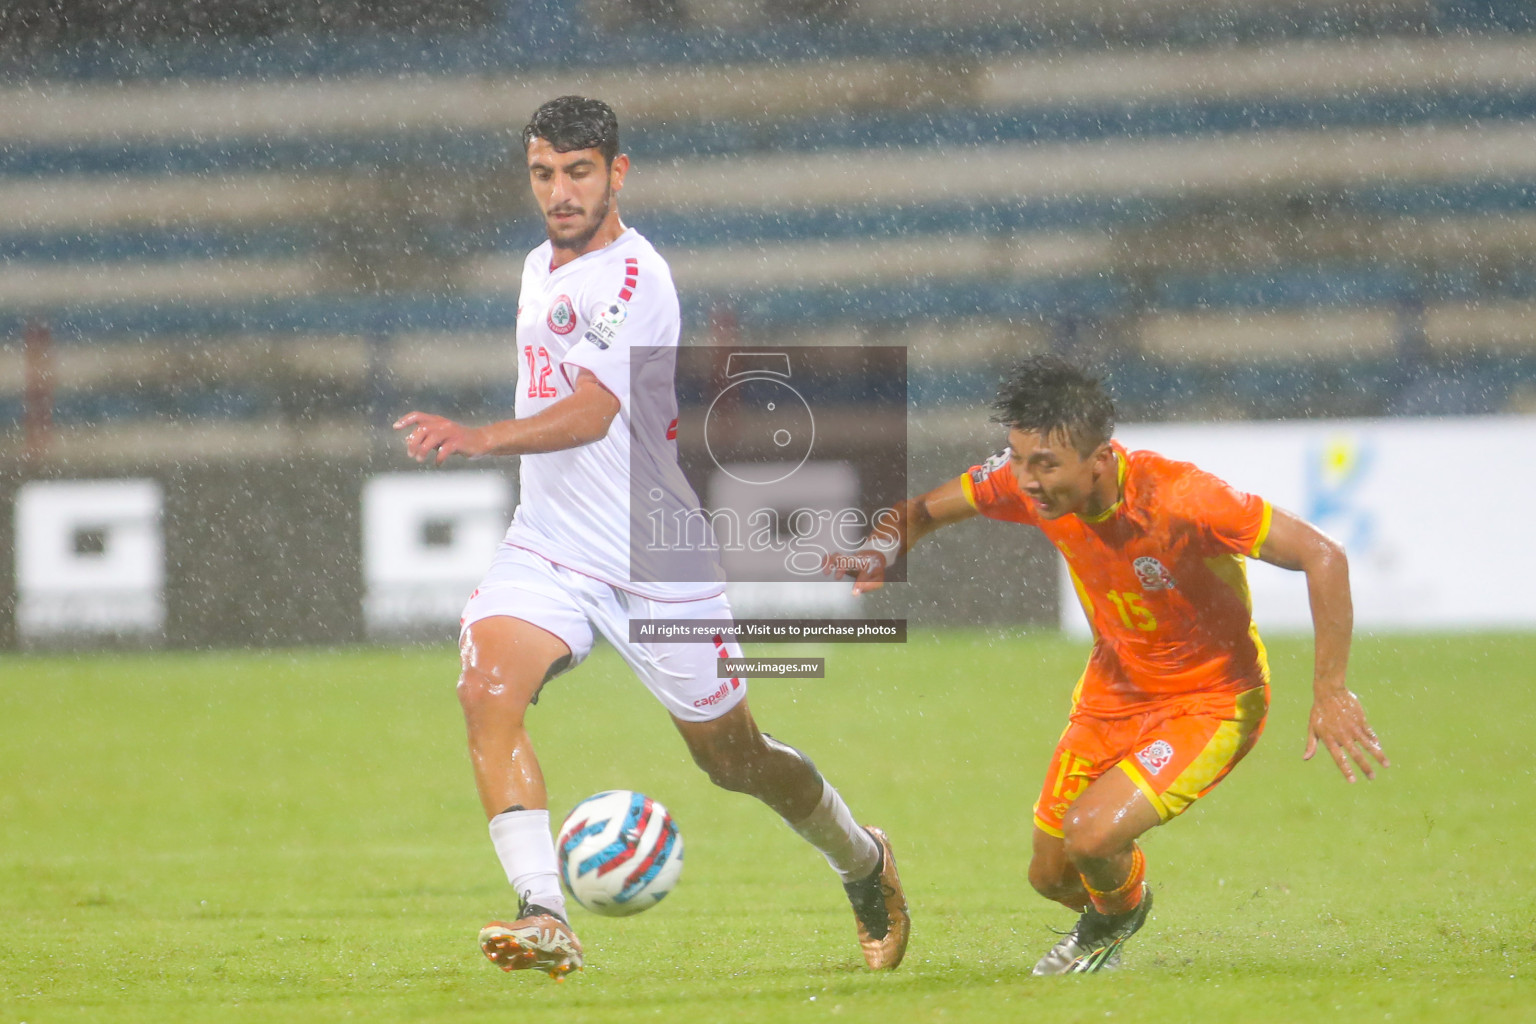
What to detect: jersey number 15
<box><xmin>1105</xmin><ymin>590</ymin><xmax>1158</xmax><ymax>632</ymax></box>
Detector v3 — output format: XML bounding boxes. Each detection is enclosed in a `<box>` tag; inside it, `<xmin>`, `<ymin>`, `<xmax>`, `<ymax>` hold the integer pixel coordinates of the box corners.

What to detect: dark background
<box><xmin>0</xmin><ymin>443</ymin><xmax>1058</xmax><ymax>649</ymax></box>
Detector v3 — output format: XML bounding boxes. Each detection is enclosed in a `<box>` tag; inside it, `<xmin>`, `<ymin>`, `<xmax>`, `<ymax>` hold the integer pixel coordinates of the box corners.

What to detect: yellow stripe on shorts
<box><xmin>1118</xmin><ymin>757</ymin><xmax>1172</xmax><ymax>821</ymax></box>
<box><xmin>1117</xmin><ymin>685</ymin><xmax>1269</xmax><ymax>822</ymax></box>
<box><xmin>1162</xmin><ymin>686</ymin><xmax>1268</xmax><ymax>818</ymax></box>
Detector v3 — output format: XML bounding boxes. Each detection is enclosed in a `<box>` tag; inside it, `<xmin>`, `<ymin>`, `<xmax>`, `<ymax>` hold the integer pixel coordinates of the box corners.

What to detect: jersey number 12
<box><xmin>524</xmin><ymin>345</ymin><xmax>557</xmax><ymax>398</ymax></box>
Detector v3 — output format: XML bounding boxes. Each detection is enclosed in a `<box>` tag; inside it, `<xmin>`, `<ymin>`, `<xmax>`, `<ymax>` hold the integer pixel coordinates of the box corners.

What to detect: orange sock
<box><xmin>1085</xmin><ymin>844</ymin><xmax>1146</xmax><ymax>917</ymax></box>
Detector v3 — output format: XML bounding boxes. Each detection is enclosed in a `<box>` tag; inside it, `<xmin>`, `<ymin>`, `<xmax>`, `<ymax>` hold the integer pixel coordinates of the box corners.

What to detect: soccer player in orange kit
<box><xmin>829</xmin><ymin>355</ymin><xmax>1388</xmax><ymax>973</ymax></box>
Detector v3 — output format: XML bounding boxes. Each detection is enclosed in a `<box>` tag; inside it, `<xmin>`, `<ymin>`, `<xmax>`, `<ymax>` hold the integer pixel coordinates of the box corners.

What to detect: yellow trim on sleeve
<box><xmin>1117</xmin><ymin>759</ymin><xmax>1173</xmax><ymax>823</ymax></box>
<box><xmin>1249</xmin><ymin>500</ymin><xmax>1274</xmax><ymax>558</ymax></box>
<box><xmin>959</xmin><ymin>472</ymin><xmax>978</xmax><ymax>509</ymax></box>
<box><xmin>1033</xmin><ymin>815</ymin><xmax>1066</xmax><ymax>839</ymax></box>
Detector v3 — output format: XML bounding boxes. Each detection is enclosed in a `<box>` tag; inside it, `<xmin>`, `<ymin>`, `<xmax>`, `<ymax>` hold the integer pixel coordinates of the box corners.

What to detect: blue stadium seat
<box><xmin>7</xmin><ymin>13</ymin><xmax>1536</xmax><ymax>433</ymax></box>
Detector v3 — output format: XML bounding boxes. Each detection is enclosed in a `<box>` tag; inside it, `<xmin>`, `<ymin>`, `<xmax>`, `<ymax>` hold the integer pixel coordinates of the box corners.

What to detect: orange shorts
<box><xmin>1033</xmin><ymin>684</ymin><xmax>1269</xmax><ymax>837</ymax></box>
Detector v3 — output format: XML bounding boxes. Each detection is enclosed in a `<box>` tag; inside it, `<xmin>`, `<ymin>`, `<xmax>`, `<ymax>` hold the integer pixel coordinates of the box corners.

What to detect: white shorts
<box><xmin>460</xmin><ymin>544</ymin><xmax>747</xmax><ymax>723</ymax></box>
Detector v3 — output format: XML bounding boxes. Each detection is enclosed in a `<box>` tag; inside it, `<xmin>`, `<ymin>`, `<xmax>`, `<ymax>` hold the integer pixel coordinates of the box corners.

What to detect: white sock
<box><xmin>488</xmin><ymin>808</ymin><xmax>568</xmax><ymax>919</ymax></box>
<box><xmin>787</xmin><ymin>780</ymin><xmax>881</xmax><ymax>883</ymax></box>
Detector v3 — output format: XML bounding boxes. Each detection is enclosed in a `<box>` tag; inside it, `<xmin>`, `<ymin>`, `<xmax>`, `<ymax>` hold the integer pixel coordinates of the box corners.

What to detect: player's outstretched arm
<box><xmin>824</xmin><ymin>475</ymin><xmax>978</xmax><ymax>594</ymax></box>
<box><xmin>394</xmin><ymin>370</ymin><xmax>621</xmax><ymax>464</ymax></box>
<box><xmin>1257</xmin><ymin>507</ymin><xmax>1389</xmax><ymax>782</ymax></box>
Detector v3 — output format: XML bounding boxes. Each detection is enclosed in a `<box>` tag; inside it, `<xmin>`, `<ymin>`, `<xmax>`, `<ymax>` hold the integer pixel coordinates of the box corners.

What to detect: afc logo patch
<box><xmin>1136</xmin><ymin>739</ymin><xmax>1175</xmax><ymax>775</ymax></box>
<box><xmin>971</xmin><ymin>447</ymin><xmax>1012</xmax><ymax>484</ymax></box>
<box><xmin>1133</xmin><ymin>556</ymin><xmax>1177</xmax><ymax>591</ymax></box>
<box><xmin>547</xmin><ymin>295</ymin><xmax>577</xmax><ymax>335</ymax></box>
<box><xmin>581</xmin><ymin>299</ymin><xmax>628</xmax><ymax>350</ymax></box>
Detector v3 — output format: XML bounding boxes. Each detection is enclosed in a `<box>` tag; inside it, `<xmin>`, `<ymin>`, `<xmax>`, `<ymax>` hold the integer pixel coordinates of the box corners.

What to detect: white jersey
<box><xmin>502</xmin><ymin>228</ymin><xmax>724</xmax><ymax>601</ymax></box>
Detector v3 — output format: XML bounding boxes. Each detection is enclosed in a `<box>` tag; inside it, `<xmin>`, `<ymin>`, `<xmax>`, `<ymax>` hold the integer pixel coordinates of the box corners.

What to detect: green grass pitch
<box><xmin>3</xmin><ymin>631</ymin><xmax>1533</xmax><ymax>1022</ymax></box>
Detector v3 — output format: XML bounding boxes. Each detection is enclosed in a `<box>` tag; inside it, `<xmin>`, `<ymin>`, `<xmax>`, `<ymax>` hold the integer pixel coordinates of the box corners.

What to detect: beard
<box><xmin>545</xmin><ymin>184</ymin><xmax>614</xmax><ymax>251</ymax></box>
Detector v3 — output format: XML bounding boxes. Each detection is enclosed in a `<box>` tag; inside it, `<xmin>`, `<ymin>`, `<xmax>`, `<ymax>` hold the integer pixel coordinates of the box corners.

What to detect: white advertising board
<box><xmin>362</xmin><ymin>471</ymin><xmax>512</xmax><ymax>635</ymax></box>
<box><xmin>15</xmin><ymin>478</ymin><xmax>165</xmax><ymax>641</ymax></box>
<box><xmin>709</xmin><ymin>460</ymin><xmax>860</xmax><ymax>617</ymax></box>
<box><xmin>1060</xmin><ymin>415</ymin><xmax>1535</xmax><ymax>634</ymax></box>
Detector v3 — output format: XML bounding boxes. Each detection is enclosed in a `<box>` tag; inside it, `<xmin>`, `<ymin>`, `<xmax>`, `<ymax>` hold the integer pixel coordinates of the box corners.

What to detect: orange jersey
<box><xmin>962</xmin><ymin>441</ymin><xmax>1273</xmax><ymax>717</ymax></box>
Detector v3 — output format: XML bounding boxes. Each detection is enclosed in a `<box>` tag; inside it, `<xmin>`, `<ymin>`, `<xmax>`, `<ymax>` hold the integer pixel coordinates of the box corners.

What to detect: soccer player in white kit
<box><xmin>394</xmin><ymin>96</ymin><xmax>909</xmax><ymax>980</ymax></box>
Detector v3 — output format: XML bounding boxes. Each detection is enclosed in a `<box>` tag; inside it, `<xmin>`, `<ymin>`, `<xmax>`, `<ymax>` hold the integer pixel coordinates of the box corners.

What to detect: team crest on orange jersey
<box><xmin>1133</xmin><ymin>556</ymin><xmax>1176</xmax><ymax>591</ymax></box>
<box><xmin>1136</xmin><ymin>739</ymin><xmax>1175</xmax><ymax>775</ymax></box>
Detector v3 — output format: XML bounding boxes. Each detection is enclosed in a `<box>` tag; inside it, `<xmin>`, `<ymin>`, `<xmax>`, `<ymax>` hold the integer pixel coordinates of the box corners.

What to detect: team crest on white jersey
<box><xmin>582</xmin><ymin>299</ymin><xmax>628</xmax><ymax>350</ymax></box>
<box><xmin>971</xmin><ymin>447</ymin><xmax>1012</xmax><ymax>483</ymax></box>
<box><xmin>547</xmin><ymin>295</ymin><xmax>577</xmax><ymax>335</ymax></box>
<box><xmin>1133</xmin><ymin>556</ymin><xmax>1176</xmax><ymax>591</ymax></box>
<box><xmin>1136</xmin><ymin>739</ymin><xmax>1175</xmax><ymax>775</ymax></box>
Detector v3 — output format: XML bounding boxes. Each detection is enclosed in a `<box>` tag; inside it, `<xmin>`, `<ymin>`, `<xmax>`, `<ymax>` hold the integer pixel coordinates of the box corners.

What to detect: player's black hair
<box><xmin>990</xmin><ymin>355</ymin><xmax>1115</xmax><ymax>456</ymax></box>
<box><xmin>521</xmin><ymin>96</ymin><xmax>620</xmax><ymax>165</ymax></box>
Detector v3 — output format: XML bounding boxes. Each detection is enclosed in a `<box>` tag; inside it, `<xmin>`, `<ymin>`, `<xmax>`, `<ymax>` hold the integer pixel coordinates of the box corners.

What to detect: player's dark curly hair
<box><xmin>990</xmin><ymin>355</ymin><xmax>1115</xmax><ymax>456</ymax></box>
<box><xmin>521</xmin><ymin>96</ymin><xmax>620</xmax><ymax>165</ymax></box>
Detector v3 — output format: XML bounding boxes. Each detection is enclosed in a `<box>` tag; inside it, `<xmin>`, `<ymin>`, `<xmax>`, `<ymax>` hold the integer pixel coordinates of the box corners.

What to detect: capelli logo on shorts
<box><xmin>693</xmin><ymin>681</ymin><xmax>733</xmax><ymax>708</ymax></box>
<box><xmin>1136</xmin><ymin>739</ymin><xmax>1175</xmax><ymax>775</ymax></box>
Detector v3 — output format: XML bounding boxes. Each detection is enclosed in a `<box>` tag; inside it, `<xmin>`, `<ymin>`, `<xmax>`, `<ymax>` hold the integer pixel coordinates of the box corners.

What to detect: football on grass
<box><xmin>556</xmin><ymin>790</ymin><xmax>683</xmax><ymax>916</ymax></box>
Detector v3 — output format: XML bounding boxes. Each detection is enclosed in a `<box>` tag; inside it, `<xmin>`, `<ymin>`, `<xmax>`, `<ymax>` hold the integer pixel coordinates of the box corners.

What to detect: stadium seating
<box><xmin>4</xmin><ymin>1</ymin><xmax>1536</xmax><ymax>459</ymax></box>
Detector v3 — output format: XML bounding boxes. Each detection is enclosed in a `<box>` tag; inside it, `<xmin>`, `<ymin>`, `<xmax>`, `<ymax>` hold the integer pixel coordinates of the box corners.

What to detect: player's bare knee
<box><xmin>1060</xmin><ymin>813</ymin><xmax>1122</xmax><ymax>865</ymax></box>
<box><xmin>455</xmin><ymin>665</ymin><xmax>492</xmax><ymax>713</ymax></box>
<box><xmin>456</xmin><ymin>663</ymin><xmax>526</xmax><ymax>719</ymax></box>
